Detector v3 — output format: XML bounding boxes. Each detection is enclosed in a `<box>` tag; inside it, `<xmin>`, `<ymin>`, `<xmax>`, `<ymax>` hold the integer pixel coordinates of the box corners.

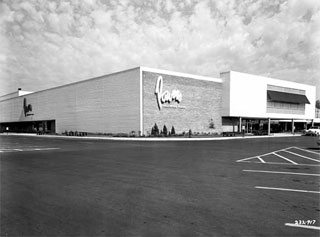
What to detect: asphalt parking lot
<box><xmin>1</xmin><ymin>135</ymin><xmax>319</xmax><ymax>236</ymax></box>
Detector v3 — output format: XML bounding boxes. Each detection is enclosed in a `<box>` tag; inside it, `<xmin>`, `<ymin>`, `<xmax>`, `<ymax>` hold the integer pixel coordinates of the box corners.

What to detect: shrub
<box><xmin>130</xmin><ymin>131</ymin><xmax>136</xmax><ymax>137</ymax></box>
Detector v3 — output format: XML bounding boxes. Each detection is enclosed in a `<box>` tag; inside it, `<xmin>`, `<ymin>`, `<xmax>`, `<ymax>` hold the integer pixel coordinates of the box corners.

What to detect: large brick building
<box><xmin>0</xmin><ymin>67</ymin><xmax>316</xmax><ymax>135</ymax></box>
<box><xmin>0</xmin><ymin>67</ymin><xmax>223</xmax><ymax>135</ymax></box>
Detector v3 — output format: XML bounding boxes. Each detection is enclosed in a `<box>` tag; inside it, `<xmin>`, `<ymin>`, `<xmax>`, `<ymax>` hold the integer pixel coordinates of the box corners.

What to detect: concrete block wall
<box><xmin>142</xmin><ymin>71</ymin><xmax>222</xmax><ymax>135</ymax></box>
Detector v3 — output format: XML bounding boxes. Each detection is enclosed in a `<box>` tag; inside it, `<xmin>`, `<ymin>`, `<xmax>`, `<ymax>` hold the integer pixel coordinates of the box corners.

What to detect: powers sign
<box><xmin>154</xmin><ymin>76</ymin><xmax>184</xmax><ymax>110</ymax></box>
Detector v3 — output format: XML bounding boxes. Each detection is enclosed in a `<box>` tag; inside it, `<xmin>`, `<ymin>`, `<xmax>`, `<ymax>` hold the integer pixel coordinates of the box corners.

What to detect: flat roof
<box><xmin>141</xmin><ymin>66</ymin><xmax>222</xmax><ymax>83</ymax></box>
<box><xmin>0</xmin><ymin>66</ymin><xmax>223</xmax><ymax>101</ymax></box>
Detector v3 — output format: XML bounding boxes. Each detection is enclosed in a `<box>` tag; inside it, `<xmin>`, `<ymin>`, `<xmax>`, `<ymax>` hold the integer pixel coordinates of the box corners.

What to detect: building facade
<box><xmin>0</xmin><ymin>67</ymin><xmax>316</xmax><ymax>135</ymax></box>
<box><xmin>0</xmin><ymin>67</ymin><xmax>223</xmax><ymax>135</ymax></box>
<box><xmin>221</xmin><ymin>71</ymin><xmax>316</xmax><ymax>134</ymax></box>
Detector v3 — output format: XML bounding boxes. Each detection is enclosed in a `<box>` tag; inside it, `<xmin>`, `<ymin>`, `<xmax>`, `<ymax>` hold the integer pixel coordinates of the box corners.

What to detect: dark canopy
<box><xmin>267</xmin><ymin>90</ymin><xmax>310</xmax><ymax>104</ymax></box>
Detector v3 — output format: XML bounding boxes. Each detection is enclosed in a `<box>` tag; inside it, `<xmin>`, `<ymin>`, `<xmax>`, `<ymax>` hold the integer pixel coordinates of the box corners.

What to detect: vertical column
<box><xmin>239</xmin><ymin>117</ymin><xmax>242</xmax><ymax>133</ymax></box>
<box><xmin>268</xmin><ymin>118</ymin><xmax>271</xmax><ymax>135</ymax></box>
<box><xmin>291</xmin><ymin>119</ymin><xmax>295</xmax><ymax>134</ymax></box>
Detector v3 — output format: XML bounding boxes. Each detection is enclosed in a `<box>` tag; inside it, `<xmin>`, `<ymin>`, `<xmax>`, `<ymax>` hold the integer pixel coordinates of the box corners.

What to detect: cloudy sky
<box><xmin>1</xmin><ymin>0</ymin><xmax>319</xmax><ymax>98</ymax></box>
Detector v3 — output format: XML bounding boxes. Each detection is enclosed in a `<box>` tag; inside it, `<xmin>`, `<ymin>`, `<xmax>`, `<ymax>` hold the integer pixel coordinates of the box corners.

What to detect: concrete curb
<box><xmin>0</xmin><ymin>133</ymin><xmax>303</xmax><ymax>141</ymax></box>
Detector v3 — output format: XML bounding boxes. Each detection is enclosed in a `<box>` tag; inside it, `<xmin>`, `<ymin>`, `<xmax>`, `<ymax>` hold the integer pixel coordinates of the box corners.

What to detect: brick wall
<box><xmin>142</xmin><ymin>71</ymin><xmax>222</xmax><ymax>135</ymax></box>
<box><xmin>0</xmin><ymin>68</ymin><xmax>141</xmax><ymax>134</ymax></box>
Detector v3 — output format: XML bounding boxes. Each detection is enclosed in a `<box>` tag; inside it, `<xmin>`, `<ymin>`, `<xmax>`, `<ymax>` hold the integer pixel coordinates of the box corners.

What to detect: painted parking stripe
<box><xmin>255</xmin><ymin>186</ymin><xmax>320</xmax><ymax>194</ymax></box>
<box><xmin>237</xmin><ymin>147</ymin><xmax>298</xmax><ymax>163</ymax></box>
<box><xmin>0</xmin><ymin>148</ymin><xmax>60</xmax><ymax>152</ymax></box>
<box><xmin>284</xmin><ymin>150</ymin><xmax>320</xmax><ymax>163</ymax></box>
<box><xmin>238</xmin><ymin>161</ymin><xmax>320</xmax><ymax>166</ymax></box>
<box><xmin>293</xmin><ymin>147</ymin><xmax>320</xmax><ymax>155</ymax></box>
<box><xmin>237</xmin><ymin>146</ymin><xmax>319</xmax><ymax>164</ymax></box>
<box><xmin>237</xmin><ymin>156</ymin><xmax>267</xmax><ymax>163</ymax></box>
<box><xmin>256</xmin><ymin>156</ymin><xmax>266</xmax><ymax>163</ymax></box>
<box><xmin>272</xmin><ymin>152</ymin><xmax>298</xmax><ymax>165</ymax></box>
<box><xmin>237</xmin><ymin>156</ymin><xmax>256</xmax><ymax>162</ymax></box>
<box><xmin>243</xmin><ymin>170</ymin><xmax>320</xmax><ymax>177</ymax></box>
<box><xmin>285</xmin><ymin>223</ymin><xmax>320</xmax><ymax>230</ymax></box>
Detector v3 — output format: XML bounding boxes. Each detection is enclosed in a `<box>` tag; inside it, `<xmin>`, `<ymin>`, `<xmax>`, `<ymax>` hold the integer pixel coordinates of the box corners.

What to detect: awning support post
<box><xmin>291</xmin><ymin>119</ymin><xmax>295</xmax><ymax>134</ymax></box>
<box><xmin>268</xmin><ymin>118</ymin><xmax>271</xmax><ymax>136</ymax></box>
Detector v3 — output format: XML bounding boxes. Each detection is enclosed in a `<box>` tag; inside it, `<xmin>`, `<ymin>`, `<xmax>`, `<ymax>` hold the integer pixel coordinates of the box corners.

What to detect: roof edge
<box><xmin>140</xmin><ymin>66</ymin><xmax>222</xmax><ymax>83</ymax></box>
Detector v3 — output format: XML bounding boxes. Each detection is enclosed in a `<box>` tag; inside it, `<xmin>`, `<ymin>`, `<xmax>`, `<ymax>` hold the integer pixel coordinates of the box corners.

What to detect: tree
<box><xmin>316</xmin><ymin>100</ymin><xmax>320</xmax><ymax>118</ymax></box>
<box><xmin>163</xmin><ymin>125</ymin><xmax>168</xmax><ymax>136</ymax></box>
<box><xmin>209</xmin><ymin>119</ymin><xmax>215</xmax><ymax>129</ymax></box>
<box><xmin>152</xmin><ymin>123</ymin><xmax>159</xmax><ymax>136</ymax></box>
<box><xmin>171</xmin><ymin>126</ymin><xmax>175</xmax><ymax>135</ymax></box>
<box><xmin>316</xmin><ymin>100</ymin><xmax>320</xmax><ymax>109</ymax></box>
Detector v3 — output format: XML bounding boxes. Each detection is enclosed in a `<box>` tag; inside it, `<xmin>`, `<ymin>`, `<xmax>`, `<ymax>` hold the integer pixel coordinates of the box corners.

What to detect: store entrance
<box><xmin>0</xmin><ymin>120</ymin><xmax>56</xmax><ymax>134</ymax></box>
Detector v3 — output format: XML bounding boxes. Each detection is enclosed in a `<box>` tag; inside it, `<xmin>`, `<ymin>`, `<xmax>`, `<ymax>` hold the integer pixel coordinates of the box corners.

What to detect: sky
<box><xmin>0</xmin><ymin>0</ymin><xmax>319</xmax><ymax>98</ymax></box>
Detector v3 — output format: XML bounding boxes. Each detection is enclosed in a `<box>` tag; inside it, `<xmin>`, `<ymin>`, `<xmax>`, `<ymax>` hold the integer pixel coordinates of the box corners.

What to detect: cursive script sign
<box><xmin>155</xmin><ymin>76</ymin><xmax>182</xmax><ymax>110</ymax></box>
<box><xmin>23</xmin><ymin>98</ymin><xmax>33</xmax><ymax>117</ymax></box>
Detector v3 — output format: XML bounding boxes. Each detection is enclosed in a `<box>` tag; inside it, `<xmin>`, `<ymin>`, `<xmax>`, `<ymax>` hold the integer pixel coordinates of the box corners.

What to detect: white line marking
<box><xmin>237</xmin><ymin>156</ymin><xmax>257</xmax><ymax>162</ymax></box>
<box><xmin>256</xmin><ymin>156</ymin><xmax>266</xmax><ymax>163</ymax></box>
<box><xmin>284</xmin><ymin>150</ymin><xmax>320</xmax><ymax>163</ymax></box>
<box><xmin>272</xmin><ymin>152</ymin><xmax>298</xmax><ymax>165</ymax></box>
<box><xmin>0</xmin><ymin>148</ymin><xmax>60</xmax><ymax>152</ymax></box>
<box><xmin>237</xmin><ymin>147</ymin><xmax>299</xmax><ymax>163</ymax></box>
<box><xmin>293</xmin><ymin>146</ymin><xmax>320</xmax><ymax>155</ymax></box>
<box><xmin>285</xmin><ymin>223</ymin><xmax>320</xmax><ymax>230</ymax></box>
<box><xmin>237</xmin><ymin>156</ymin><xmax>266</xmax><ymax>162</ymax></box>
<box><xmin>255</xmin><ymin>186</ymin><xmax>320</xmax><ymax>194</ymax></box>
<box><xmin>243</xmin><ymin>170</ymin><xmax>320</xmax><ymax>177</ymax></box>
<box><xmin>238</xmin><ymin>161</ymin><xmax>320</xmax><ymax>166</ymax></box>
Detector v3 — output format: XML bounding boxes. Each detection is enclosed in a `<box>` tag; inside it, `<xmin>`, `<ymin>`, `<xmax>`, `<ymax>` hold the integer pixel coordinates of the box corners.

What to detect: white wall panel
<box><xmin>222</xmin><ymin>71</ymin><xmax>316</xmax><ymax>119</ymax></box>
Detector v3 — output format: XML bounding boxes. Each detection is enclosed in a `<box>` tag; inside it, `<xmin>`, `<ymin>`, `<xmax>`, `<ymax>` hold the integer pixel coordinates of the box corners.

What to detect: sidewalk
<box><xmin>0</xmin><ymin>132</ymin><xmax>303</xmax><ymax>141</ymax></box>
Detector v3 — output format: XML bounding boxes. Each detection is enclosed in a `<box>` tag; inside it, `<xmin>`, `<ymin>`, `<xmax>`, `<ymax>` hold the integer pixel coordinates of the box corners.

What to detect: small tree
<box><xmin>152</xmin><ymin>123</ymin><xmax>159</xmax><ymax>136</ymax></box>
<box><xmin>171</xmin><ymin>126</ymin><xmax>175</xmax><ymax>135</ymax></box>
<box><xmin>163</xmin><ymin>125</ymin><xmax>168</xmax><ymax>136</ymax></box>
<box><xmin>209</xmin><ymin>119</ymin><xmax>215</xmax><ymax>129</ymax></box>
<box><xmin>316</xmin><ymin>100</ymin><xmax>320</xmax><ymax>109</ymax></box>
<box><xmin>316</xmin><ymin>99</ymin><xmax>320</xmax><ymax>118</ymax></box>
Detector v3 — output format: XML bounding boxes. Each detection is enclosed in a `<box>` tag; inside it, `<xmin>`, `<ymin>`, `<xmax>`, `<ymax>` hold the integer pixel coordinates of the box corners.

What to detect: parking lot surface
<box><xmin>1</xmin><ymin>135</ymin><xmax>319</xmax><ymax>236</ymax></box>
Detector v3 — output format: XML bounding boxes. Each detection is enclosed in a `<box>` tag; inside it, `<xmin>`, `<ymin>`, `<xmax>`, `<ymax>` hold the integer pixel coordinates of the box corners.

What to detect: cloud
<box><xmin>0</xmin><ymin>0</ymin><xmax>319</xmax><ymax>98</ymax></box>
